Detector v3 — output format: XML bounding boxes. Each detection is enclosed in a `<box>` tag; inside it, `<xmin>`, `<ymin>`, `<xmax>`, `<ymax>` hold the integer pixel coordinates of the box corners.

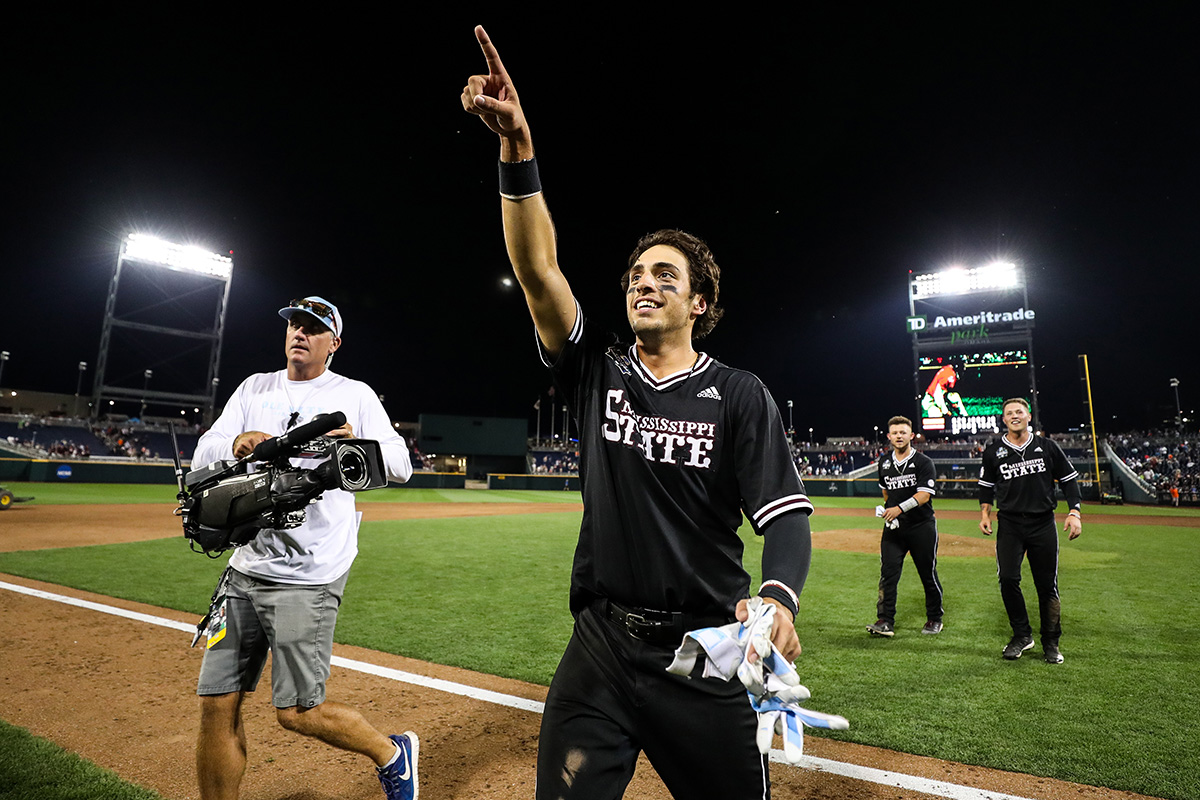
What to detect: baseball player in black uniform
<box><xmin>978</xmin><ymin>398</ymin><xmax>1082</xmax><ymax>664</ymax></box>
<box><xmin>463</xmin><ymin>27</ymin><xmax>814</xmax><ymax>799</ymax></box>
<box><xmin>866</xmin><ymin>415</ymin><xmax>944</xmax><ymax>637</ymax></box>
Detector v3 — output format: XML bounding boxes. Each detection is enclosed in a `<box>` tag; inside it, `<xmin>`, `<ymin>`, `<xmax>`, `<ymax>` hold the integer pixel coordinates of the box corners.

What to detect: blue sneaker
<box><xmin>377</xmin><ymin>732</ymin><xmax>419</xmax><ymax>800</ymax></box>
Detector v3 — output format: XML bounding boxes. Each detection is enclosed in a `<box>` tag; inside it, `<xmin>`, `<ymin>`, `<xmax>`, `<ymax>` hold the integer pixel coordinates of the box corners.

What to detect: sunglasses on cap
<box><xmin>288</xmin><ymin>298</ymin><xmax>335</xmax><ymax>319</ymax></box>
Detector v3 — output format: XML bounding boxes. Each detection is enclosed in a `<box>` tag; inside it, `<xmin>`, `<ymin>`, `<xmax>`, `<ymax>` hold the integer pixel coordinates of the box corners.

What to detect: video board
<box><xmin>918</xmin><ymin>350</ymin><xmax>1029</xmax><ymax>436</ymax></box>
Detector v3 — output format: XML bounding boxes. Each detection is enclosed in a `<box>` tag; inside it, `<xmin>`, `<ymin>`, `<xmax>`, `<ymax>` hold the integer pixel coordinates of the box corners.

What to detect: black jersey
<box><xmin>543</xmin><ymin>306</ymin><xmax>813</xmax><ymax>618</ymax></box>
<box><xmin>877</xmin><ymin>449</ymin><xmax>937</xmax><ymax>526</ymax></box>
<box><xmin>978</xmin><ymin>434</ymin><xmax>1081</xmax><ymax>515</ymax></box>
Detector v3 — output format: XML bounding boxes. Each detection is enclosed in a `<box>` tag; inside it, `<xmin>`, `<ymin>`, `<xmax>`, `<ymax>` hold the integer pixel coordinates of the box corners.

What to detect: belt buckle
<box><xmin>625</xmin><ymin>611</ymin><xmax>649</xmax><ymax>639</ymax></box>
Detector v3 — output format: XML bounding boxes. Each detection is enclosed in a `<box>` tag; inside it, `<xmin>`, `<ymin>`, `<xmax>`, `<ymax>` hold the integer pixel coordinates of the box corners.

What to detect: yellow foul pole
<box><xmin>1079</xmin><ymin>354</ymin><xmax>1103</xmax><ymax>495</ymax></box>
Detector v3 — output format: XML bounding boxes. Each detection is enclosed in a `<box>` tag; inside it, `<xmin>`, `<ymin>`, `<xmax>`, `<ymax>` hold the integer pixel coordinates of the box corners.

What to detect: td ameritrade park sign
<box><xmin>906</xmin><ymin>307</ymin><xmax>1035</xmax><ymax>344</ymax></box>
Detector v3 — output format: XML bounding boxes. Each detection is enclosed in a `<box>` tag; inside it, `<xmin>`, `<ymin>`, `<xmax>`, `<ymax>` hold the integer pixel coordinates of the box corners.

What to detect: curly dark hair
<box><xmin>622</xmin><ymin>229</ymin><xmax>725</xmax><ymax>339</ymax></box>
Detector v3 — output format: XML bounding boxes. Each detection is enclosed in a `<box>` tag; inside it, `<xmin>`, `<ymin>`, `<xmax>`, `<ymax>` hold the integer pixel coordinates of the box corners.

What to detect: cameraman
<box><xmin>191</xmin><ymin>297</ymin><xmax>418</xmax><ymax>800</ymax></box>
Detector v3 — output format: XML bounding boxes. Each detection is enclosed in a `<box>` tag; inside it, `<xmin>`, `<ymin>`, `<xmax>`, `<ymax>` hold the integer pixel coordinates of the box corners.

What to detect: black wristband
<box><xmin>499</xmin><ymin>158</ymin><xmax>542</xmax><ymax>199</ymax></box>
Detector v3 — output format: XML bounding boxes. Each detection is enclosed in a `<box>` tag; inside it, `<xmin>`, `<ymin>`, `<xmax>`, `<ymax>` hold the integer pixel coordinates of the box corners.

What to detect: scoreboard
<box><xmin>918</xmin><ymin>350</ymin><xmax>1030</xmax><ymax>435</ymax></box>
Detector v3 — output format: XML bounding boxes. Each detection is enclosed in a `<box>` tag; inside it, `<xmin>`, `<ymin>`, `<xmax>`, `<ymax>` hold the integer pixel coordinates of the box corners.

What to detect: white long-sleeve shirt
<box><xmin>192</xmin><ymin>369</ymin><xmax>412</xmax><ymax>584</ymax></box>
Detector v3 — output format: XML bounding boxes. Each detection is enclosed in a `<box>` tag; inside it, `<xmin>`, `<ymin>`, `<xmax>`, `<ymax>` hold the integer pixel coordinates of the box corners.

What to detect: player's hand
<box><xmin>232</xmin><ymin>431</ymin><xmax>271</xmax><ymax>458</ymax></box>
<box><xmin>462</xmin><ymin>26</ymin><xmax>528</xmax><ymax>141</ymax></box>
<box><xmin>882</xmin><ymin>507</ymin><xmax>902</xmax><ymax>523</ymax></box>
<box><xmin>326</xmin><ymin>422</ymin><xmax>355</xmax><ymax>439</ymax></box>
<box><xmin>979</xmin><ymin>515</ymin><xmax>993</xmax><ymax>536</ymax></box>
<box><xmin>737</xmin><ymin>597</ymin><xmax>801</xmax><ymax>663</ymax></box>
<box><xmin>1064</xmin><ymin>514</ymin><xmax>1082</xmax><ymax>540</ymax></box>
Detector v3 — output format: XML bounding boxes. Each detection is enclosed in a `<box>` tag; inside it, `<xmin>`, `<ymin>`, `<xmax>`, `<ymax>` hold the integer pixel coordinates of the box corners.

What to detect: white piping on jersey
<box><xmin>535</xmin><ymin>299</ymin><xmax>586</xmax><ymax>369</ymax></box>
<box><xmin>1001</xmin><ymin>433</ymin><xmax>1034</xmax><ymax>453</ymax></box>
<box><xmin>891</xmin><ymin>450</ymin><xmax>915</xmax><ymax>469</ymax></box>
<box><xmin>566</xmin><ymin>299</ymin><xmax>584</xmax><ymax>344</ymax></box>
<box><xmin>628</xmin><ymin>345</ymin><xmax>713</xmax><ymax>391</ymax></box>
<box><xmin>754</xmin><ymin>494</ymin><xmax>814</xmax><ymax>528</ymax></box>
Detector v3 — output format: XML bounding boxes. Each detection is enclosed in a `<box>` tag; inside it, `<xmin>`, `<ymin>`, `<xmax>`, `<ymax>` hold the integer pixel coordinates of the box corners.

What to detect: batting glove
<box><xmin>667</xmin><ymin>597</ymin><xmax>849</xmax><ymax>766</ymax></box>
<box><xmin>751</xmin><ymin>689</ymin><xmax>850</xmax><ymax>764</ymax></box>
<box><xmin>875</xmin><ymin>505</ymin><xmax>899</xmax><ymax>530</ymax></box>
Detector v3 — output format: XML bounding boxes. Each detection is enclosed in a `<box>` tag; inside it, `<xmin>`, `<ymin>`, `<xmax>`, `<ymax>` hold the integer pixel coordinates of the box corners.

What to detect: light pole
<box><xmin>206</xmin><ymin>377</ymin><xmax>220</xmax><ymax>427</ymax></box>
<box><xmin>1169</xmin><ymin>378</ymin><xmax>1182</xmax><ymax>433</ymax></box>
<box><xmin>0</xmin><ymin>351</ymin><xmax>9</xmax><ymax>393</ymax></box>
<box><xmin>808</xmin><ymin>427</ymin><xmax>813</xmax><ymax>444</ymax></box>
<box><xmin>874</xmin><ymin>425</ymin><xmax>880</xmax><ymax>444</ymax></box>
<box><xmin>140</xmin><ymin>369</ymin><xmax>153</xmax><ymax>419</ymax></box>
<box><xmin>74</xmin><ymin>361</ymin><xmax>88</xmax><ymax>418</ymax></box>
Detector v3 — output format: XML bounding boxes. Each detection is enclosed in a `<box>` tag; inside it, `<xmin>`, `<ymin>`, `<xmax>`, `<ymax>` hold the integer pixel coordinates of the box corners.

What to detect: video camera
<box><xmin>171</xmin><ymin>412</ymin><xmax>388</xmax><ymax>556</ymax></box>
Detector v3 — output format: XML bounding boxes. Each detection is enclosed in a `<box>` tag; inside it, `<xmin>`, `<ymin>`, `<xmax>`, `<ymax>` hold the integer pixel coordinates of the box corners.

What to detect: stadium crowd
<box><xmin>1109</xmin><ymin>431</ymin><xmax>1198</xmax><ymax>505</ymax></box>
<box><xmin>4</xmin><ymin>409</ymin><xmax>1195</xmax><ymax>505</ymax></box>
<box><xmin>792</xmin><ymin>444</ymin><xmax>875</xmax><ymax>476</ymax></box>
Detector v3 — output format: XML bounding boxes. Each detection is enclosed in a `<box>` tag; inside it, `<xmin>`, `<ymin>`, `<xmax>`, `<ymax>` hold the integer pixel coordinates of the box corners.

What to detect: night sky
<box><xmin>5</xmin><ymin>10</ymin><xmax>1197</xmax><ymax>440</ymax></box>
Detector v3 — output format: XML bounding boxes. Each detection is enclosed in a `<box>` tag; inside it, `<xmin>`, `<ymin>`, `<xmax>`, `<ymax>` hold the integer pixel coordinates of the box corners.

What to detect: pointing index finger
<box><xmin>475</xmin><ymin>25</ymin><xmax>509</xmax><ymax>79</ymax></box>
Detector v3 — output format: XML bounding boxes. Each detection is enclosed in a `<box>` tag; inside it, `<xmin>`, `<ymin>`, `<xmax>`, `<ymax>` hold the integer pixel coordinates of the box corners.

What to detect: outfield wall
<box><xmin>484</xmin><ymin>466</ymin><xmax>1107</xmax><ymax>500</ymax></box>
<box><xmin>488</xmin><ymin>473</ymin><xmax>581</xmax><ymax>491</ymax></box>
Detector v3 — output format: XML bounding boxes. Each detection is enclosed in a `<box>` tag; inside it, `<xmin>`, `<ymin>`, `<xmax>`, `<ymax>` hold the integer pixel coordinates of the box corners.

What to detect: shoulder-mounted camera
<box><xmin>170</xmin><ymin>412</ymin><xmax>387</xmax><ymax>556</ymax></box>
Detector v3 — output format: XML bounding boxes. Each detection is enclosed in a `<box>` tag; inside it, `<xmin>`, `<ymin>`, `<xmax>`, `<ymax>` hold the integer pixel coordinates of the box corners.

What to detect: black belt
<box><xmin>998</xmin><ymin>510</ymin><xmax>1055</xmax><ymax>519</ymax></box>
<box><xmin>601</xmin><ymin>599</ymin><xmax>729</xmax><ymax>646</ymax></box>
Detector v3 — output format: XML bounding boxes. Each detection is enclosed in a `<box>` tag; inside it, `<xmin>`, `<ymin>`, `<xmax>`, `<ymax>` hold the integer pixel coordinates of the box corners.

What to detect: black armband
<box><xmin>1061</xmin><ymin>478</ymin><xmax>1083</xmax><ymax>511</ymax></box>
<box><xmin>759</xmin><ymin>510</ymin><xmax>812</xmax><ymax>618</ymax></box>
<box><xmin>499</xmin><ymin>157</ymin><xmax>542</xmax><ymax>199</ymax></box>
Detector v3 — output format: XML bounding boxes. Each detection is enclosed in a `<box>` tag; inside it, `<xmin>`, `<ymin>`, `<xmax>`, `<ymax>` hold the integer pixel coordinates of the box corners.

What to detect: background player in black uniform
<box><xmin>462</xmin><ymin>27</ymin><xmax>814</xmax><ymax>799</ymax></box>
<box><xmin>866</xmin><ymin>415</ymin><xmax>944</xmax><ymax>637</ymax></box>
<box><xmin>979</xmin><ymin>398</ymin><xmax>1082</xmax><ymax>664</ymax></box>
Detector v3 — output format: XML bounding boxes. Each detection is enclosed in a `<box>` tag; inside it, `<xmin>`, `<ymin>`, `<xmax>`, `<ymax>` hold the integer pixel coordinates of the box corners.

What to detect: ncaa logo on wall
<box><xmin>56</xmin><ymin>464</ymin><xmax>73</xmax><ymax>479</ymax></box>
<box><xmin>906</xmin><ymin>315</ymin><xmax>927</xmax><ymax>332</ymax></box>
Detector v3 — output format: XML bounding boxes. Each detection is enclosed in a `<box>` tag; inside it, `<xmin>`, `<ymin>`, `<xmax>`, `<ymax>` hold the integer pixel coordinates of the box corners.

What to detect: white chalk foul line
<box><xmin>331</xmin><ymin>655</ymin><xmax>544</xmax><ymax>714</ymax></box>
<box><xmin>2</xmin><ymin>580</ymin><xmax>197</xmax><ymax>633</ymax></box>
<box><xmin>1</xmin><ymin>579</ymin><xmax>1034</xmax><ymax>800</ymax></box>
<box><xmin>779</xmin><ymin>753</ymin><xmax>1034</xmax><ymax>800</ymax></box>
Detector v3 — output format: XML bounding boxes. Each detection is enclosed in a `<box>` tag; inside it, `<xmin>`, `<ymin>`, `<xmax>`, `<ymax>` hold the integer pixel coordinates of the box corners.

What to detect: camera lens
<box><xmin>337</xmin><ymin>445</ymin><xmax>369</xmax><ymax>490</ymax></box>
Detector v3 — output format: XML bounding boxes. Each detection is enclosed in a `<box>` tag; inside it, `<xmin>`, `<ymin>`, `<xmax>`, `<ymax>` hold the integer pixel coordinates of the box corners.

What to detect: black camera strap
<box><xmin>191</xmin><ymin>566</ymin><xmax>233</xmax><ymax>648</ymax></box>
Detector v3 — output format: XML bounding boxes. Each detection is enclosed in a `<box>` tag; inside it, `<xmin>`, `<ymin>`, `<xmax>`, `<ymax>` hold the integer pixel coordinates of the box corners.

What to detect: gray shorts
<box><xmin>196</xmin><ymin>568</ymin><xmax>348</xmax><ymax>708</ymax></box>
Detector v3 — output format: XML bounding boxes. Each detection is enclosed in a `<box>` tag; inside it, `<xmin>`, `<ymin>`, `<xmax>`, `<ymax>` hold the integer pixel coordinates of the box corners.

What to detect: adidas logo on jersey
<box><xmin>697</xmin><ymin>386</ymin><xmax>722</xmax><ymax>400</ymax></box>
<box><xmin>1034</xmin><ymin>446</ymin><xmax>1043</xmax><ymax>452</ymax></box>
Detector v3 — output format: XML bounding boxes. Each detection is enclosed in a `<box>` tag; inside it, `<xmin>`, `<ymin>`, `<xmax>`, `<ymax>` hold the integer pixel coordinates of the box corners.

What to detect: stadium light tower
<box><xmin>93</xmin><ymin>234</ymin><xmax>233</xmax><ymax>425</ymax></box>
<box><xmin>909</xmin><ymin>261</ymin><xmax>1019</xmax><ymax>300</ymax></box>
<box><xmin>0</xmin><ymin>351</ymin><xmax>8</xmax><ymax>393</ymax></box>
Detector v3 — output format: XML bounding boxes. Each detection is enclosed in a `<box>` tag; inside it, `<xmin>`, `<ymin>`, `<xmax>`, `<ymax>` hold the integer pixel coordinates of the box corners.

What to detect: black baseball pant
<box><xmin>536</xmin><ymin>603</ymin><xmax>771</xmax><ymax>800</ymax></box>
<box><xmin>995</xmin><ymin>512</ymin><xmax>1062</xmax><ymax>643</ymax></box>
<box><xmin>876</xmin><ymin>518</ymin><xmax>943</xmax><ymax>624</ymax></box>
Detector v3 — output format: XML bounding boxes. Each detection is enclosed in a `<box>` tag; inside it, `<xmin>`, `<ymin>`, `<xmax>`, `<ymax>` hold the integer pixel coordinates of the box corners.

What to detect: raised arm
<box><xmin>462</xmin><ymin>25</ymin><xmax>577</xmax><ymax>358</ymax></box>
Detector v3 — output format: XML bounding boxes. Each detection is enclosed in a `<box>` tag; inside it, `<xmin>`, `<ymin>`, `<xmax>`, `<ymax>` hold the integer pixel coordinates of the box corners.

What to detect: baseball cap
<box><xmin>279</xmin><ymin>296</ymin><xmax>343</xmax><ymax>338</ymax></box>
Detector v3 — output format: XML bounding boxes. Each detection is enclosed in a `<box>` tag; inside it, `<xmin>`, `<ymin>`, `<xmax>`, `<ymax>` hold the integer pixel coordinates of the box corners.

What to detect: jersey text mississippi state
<box><xmin>602</xmin><ymin>389</ymin><xmax>716</xmax><ymax>468</ymax></box>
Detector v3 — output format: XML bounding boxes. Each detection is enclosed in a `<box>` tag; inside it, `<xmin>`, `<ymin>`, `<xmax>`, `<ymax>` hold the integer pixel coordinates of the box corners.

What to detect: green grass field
<box><xmin>1</xmin><ymin>483</ymin><xmax>1198</xmax><ymax>799</ymax></box>
<box><xmin>0</xmin><ymin>720</ymin><xmax>167</xmax><ymax>800</ymax></box>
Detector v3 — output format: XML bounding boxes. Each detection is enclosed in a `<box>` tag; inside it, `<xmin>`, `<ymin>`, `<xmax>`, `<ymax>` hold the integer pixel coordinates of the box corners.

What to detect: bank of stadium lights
<box><xmin>911</xmin><ymin>261</ymin><xmax>1020</xmax><ymax>300</ymax></box>
<box><xmin>122</xmin><ymin>233</ymin><xmax>232</xmax><ymax>279</ymax></box>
